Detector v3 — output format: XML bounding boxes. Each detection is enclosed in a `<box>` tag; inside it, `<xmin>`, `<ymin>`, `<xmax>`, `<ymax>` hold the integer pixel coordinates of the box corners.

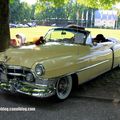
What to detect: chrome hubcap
<box><xmin>56</xmin><ymin>76</ymin><xmax>72</xmax><ymax>100</ymax></box>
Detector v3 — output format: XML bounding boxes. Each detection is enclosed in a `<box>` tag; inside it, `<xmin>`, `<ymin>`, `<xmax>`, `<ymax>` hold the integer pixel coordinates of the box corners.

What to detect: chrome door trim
<box><xmin>77</xmin><ymin>60</ymin><xmax>109</xmax><ymax>73</ymax></box>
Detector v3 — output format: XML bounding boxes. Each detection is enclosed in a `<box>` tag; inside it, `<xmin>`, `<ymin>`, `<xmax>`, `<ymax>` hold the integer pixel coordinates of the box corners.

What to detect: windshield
<box><xmin>44</xmin><ymin>28</ymin><xmax>86</xmax><ymax>44</ymax></box>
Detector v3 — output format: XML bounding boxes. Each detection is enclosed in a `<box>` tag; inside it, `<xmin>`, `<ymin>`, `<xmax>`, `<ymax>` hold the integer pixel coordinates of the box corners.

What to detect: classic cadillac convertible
<box><xmin>0</xmin><ymin>26</ymin><xmax>120</xmax><ymax>100</ymax></box>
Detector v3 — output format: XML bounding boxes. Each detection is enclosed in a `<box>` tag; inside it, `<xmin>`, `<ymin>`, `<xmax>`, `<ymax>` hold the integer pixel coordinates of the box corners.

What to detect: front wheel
<box><xmin>55</xmin><ymin>76</ymin><xmax>72</xmax><ymax>100</ymax></box>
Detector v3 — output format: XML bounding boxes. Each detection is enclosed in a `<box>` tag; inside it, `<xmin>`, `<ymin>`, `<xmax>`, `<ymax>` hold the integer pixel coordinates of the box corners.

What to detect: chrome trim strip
<box><xmin>0</xmin><ymin>81</ymin><xmax>56</xmax><ymax>98</ymax></box>
<box><xmin>7</xmin><ymin>73</ymin><xmax>26</xmax><ymax>77</ymax></box>
<box><xmin>7</xmin><ymin>65</ymin><xmax>23</xmax><ymax>69</ymax></box>
<box><xmin>7</xmin><ymin>65</ymin><xmax>30</xmax><ymax>71</ymax></box>
<box><xmin>42</xmin><ymin>60</ymin><xmax>110</xmax><ymax>80</ymax></box>
<box><xmin>77</xmin><ymin>60</ymin><xmax>109</xmax><ymax>73</ymax></box>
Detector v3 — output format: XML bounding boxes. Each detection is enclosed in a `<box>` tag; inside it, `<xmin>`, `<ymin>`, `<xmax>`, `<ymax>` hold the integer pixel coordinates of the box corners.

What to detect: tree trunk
<box><xmin>0</xmin><ymin>0</ymin><xmax>10</xmax><ymax>52</ymax></box>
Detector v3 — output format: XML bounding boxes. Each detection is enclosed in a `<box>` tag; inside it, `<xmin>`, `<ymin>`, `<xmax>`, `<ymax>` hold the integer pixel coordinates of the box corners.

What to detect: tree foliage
<box><xmin>77</xmin><ymin>0</ymin><xmax>120</xmax><ymax>9</ymax></box>
<box><xmin>38</xmin><ymin>0</ymin><xmax>69</xmax><ymax>7</ymax></box>
<box><xmin>9</xmin><ymin>0</ymin><xmax>34</xmax><ymax>23</ymax></box>
<box><xmin>35</xmin><ymin>2</ymin><xmax>88</xmax><ymax>21</ymax></box>
<box><xmin>37</xmin><ymin>0</ymin><xmax>120</xmax><ymax>9</ymax></box>
<box><xmin>35</xmin><ymin>0</ymin><xmax>69</xmax><ymax>16</ymax></box>
<box><xmin>0</xmin><ymin>0</ymin><xmax>119</xmax><ymax>52</ymax></box>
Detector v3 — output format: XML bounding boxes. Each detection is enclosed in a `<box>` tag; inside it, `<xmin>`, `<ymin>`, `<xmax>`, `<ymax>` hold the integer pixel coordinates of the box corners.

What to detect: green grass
<box><xmin>87</xmin><ymin>28</ymin><xmax>120</xmax><ymax>40</ymax></box>
<box><xmin>10</xmin><ymin>26</ymin><xmax>53</xmax><ymax>42</ymax></box>
<box><xmin>10</xmin><ymin>26</ymin><xmax>120</xmax><ymax>42</ymax></box>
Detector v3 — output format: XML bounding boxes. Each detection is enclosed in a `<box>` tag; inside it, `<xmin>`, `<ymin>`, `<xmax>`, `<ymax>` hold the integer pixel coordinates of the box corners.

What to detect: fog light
<box><xmin>26</xmin><ymin>73</ymin><xmax>34</xmax><ymax>82</ymax></box>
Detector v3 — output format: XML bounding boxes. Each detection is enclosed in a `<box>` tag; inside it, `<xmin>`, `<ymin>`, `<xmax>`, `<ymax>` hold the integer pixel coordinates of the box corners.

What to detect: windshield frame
<box><xmin>44</xmin><ymin>28</ymin><xmax>90</xmax><ymax>45</ymax></box>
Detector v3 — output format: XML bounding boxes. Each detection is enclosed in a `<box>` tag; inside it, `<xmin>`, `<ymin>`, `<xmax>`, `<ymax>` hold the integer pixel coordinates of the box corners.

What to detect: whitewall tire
<box><xmin>55</xmin><ymin>75</ymin><xmax>72</xmax><ymax>100</ymax></box>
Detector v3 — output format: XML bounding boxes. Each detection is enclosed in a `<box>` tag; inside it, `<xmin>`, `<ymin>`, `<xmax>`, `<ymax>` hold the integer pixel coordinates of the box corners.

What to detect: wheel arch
<box><xmin>71</xmin><ymin>73</ymin><xmax>79</xmax><ymax>90</ymax></box>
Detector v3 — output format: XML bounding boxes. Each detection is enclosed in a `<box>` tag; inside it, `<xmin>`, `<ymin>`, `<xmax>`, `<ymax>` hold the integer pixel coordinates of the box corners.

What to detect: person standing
<box><xmin>16</xmin><ymin>33</ymin><xmax>26</xmax><ymax>45</ymax></box>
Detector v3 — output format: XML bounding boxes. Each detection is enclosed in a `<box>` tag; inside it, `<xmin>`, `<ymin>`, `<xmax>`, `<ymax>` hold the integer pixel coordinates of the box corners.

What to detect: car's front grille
<box><xmin>0</xmin><ymin>64</ymin><xmax>34</xmax><ymax>82</ymax></box>
<box><xmin>0</xmin><ymin>64</ymin><xmax>4</xmax><ymax>73</ymax></box>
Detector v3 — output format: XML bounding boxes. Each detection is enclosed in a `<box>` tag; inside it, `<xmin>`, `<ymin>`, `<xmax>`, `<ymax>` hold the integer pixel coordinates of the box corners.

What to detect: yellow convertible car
<box><xmin>0</xmin><ymin>26</ymin><xmax>120</xmax><ymax>100</ymax></box>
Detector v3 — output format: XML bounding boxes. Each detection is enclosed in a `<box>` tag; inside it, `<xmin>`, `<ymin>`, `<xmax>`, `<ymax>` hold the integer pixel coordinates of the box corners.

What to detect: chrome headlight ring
<box><xmin>35</xmin><ymin>64</ymin><xmax>45</xmax><ymax>76</ymax></box>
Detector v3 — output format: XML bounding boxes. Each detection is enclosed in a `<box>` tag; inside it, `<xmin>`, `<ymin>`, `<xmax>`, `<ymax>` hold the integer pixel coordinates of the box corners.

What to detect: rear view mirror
<box><xmin>61</xmin><ymin>31</ymin><xmax>66</xmax><ymax>35</ymax></box>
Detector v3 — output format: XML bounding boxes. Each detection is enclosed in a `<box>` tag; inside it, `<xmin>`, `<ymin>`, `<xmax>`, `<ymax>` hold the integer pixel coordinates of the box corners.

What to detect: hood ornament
<box><xmin>2</xmin><ymin>51</ymin><xmax>11</xmax><ymax>64</ymax></box>
<box><xmin>0</xmin><ymin>57</ymin><xmax>10</xmax><ymax>73</ymax></box>
<box><xmin>0</xmin><ymin>52</ymin><xmax>10</xmax><ymax>73</ymax></box>
<box><xmin>0</xmin><ymin>52</ymin><xmax>11</xmax><ymax>70</ymax></box>
<box><xmin>3</xmin><ymin>51</ymin><xmax>11</xmax><ymax>64</ymax></box>
<box><xmin>3</xmin><ymin>55</ymin><xmax>11</xmax><ymax>63</ymax></box>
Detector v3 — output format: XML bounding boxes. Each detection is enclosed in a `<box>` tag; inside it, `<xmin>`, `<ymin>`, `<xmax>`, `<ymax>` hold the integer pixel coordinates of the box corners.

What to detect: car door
<box><xmin>76</xmin><ymin>34</ymin><xmax>113</xmax><ymax>84</ymax></box>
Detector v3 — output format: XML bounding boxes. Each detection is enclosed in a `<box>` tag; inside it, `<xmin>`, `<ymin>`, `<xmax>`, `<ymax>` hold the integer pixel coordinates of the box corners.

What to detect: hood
<box><xmin>0</xmin><ymin>42</ymin><xmax>77</xmax><ymax>68</ymax></box>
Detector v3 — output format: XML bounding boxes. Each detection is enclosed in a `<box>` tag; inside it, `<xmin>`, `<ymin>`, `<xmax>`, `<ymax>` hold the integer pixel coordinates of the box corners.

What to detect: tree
<box><xmin>0</xmin><ymin>0</ymin><xmax>120</xmax><ymax>52</ymax></box>
<box><xmin>9</xmin><ymin>0</ymin><xmax>33</xmax><ymax>23</ymax></box>
<box><xmin>0</xmin><ymin>0</ymin><xmax>10</xmax><ymax>51</ymax></box>
<box><xmin>37</xmin><ymin>0</ymin><xmax>120</xmax><ymax>9</ymax></box>
<box><xmin>0</xmin><ymin>0</ymin><xmax>33</xmax><ymax>52</ymax></box>
<box><xmin>77</xmin><ymin>0</ymin><xmax>120</xmax><ymax>9</ymax></box>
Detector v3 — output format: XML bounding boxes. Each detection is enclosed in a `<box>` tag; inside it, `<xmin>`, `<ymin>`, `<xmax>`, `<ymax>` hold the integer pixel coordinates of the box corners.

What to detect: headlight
<box><xmin>35</xmin><ymin>64</ymin><xmax>45</xmax><ymax>76</ymax></box>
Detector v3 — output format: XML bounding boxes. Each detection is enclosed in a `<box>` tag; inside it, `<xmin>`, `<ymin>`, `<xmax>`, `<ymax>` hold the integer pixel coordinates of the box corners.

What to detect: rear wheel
<box><xmin>55</xmin><ymin>76</ymin><xmax>72</xmax><ymax>100</ymax></box>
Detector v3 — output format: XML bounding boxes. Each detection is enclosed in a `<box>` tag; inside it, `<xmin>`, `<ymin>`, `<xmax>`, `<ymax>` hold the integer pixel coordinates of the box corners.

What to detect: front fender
<box><xmin>32</xmin><ymin>55</ymin><xmax>77</xmax><ymax>79</ymax></box>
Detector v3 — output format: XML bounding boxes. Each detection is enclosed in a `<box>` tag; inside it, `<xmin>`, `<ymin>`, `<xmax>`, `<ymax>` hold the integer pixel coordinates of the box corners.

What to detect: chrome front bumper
<box><xmin>0</xmin><ymin>76</ymin><xmax>56</xmax><ymax>98</ymax></box>
<box><xmin>0</xmin><ymin>64</ymin><xmax>56</xmax><ymax>98</ymax></box>
<box><xmin>0</xmin><ymin>81</ymin><xmax>56</xmax><ymax>98</ymax></box>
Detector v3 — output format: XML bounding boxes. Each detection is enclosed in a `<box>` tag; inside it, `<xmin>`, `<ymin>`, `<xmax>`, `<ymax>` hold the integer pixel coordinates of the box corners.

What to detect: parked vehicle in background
<box><xmin>27</xmin><ymin>22</ymin><xmax>36</xmax><ymax>27</ymax></box>
<box><xmin>9</xmin><ymin>23</ymin><xmax>17</xmax><ymax>28</ymax></box>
